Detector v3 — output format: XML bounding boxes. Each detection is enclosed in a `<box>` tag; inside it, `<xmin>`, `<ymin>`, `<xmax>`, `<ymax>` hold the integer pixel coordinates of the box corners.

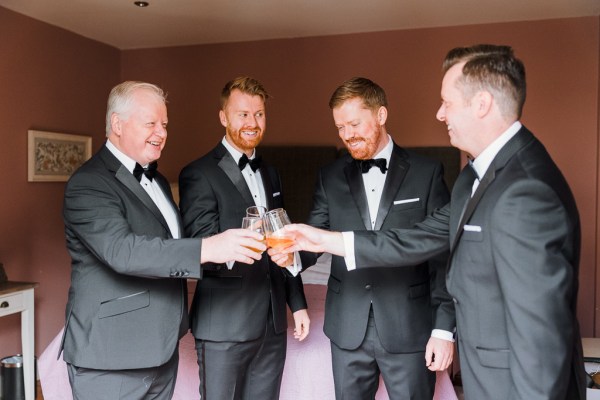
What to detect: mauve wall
<box><xmin>122</xmin><ymin>17</ymin><xmax>600</xmax><ymax>334</ymax></box>
<box><xmin>0</xmin><ymin>4</ymin><xmax>598</xmax><ymax>361</ymax></box>
<box><xmin>0</xmin><ymin>8</ymin><xmax>120</xmax><ymax>359</ymax></box>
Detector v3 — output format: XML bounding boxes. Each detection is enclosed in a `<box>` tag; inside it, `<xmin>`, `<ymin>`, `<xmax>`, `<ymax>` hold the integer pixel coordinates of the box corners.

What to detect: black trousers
<box><xmin>196</xmin><ymin>308</ymin><xmax>287</xmax><ymax>400</ymax></box>
<box><xmin>331</xmin><ymin>307</ymin><xmax>435</xmax><ymax>400</ymax></box>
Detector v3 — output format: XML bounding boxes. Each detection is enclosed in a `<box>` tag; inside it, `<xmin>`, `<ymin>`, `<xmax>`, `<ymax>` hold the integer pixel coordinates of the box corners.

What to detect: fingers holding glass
<box><xmin>241</xmin><ymin>216</ymin><xmax>266</xmax><ymax>254</ymax></box>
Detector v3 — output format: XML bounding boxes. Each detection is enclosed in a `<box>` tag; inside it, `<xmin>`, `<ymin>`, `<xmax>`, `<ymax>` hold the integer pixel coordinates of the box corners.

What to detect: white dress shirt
<box><xmin>341</xmin><ymin>136</ymin><xmax>454</xmax><ymax>342</ymax></box>
<box><xmin>222</xmin><ymin>137</ymin><xmax>301</xmax><ymax>275</ymax></box>
<box><xmin>470</xmin><ymin>121</ymin><xmax>521</xmax><ymax>195</ymax></box>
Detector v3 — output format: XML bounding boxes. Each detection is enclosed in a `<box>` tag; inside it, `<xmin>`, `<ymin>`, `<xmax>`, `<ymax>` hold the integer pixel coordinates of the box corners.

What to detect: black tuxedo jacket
<box><xmin>179</xmin><ymin>143</ymin><xmax>307</xmax><ymax>342</ymax></box>
<box><xmin>352</xmin><ymin>128</ymin><xmax>586</xmax><ymax>399</ymax></box>
<box><xmin>302</xmin><ymin>142</ymin><xmax>455</xmax><ymax>352</ymax></box>
<box><xmin>61</xmin><ymin>144</ymin><xmax>202</xmax><ymax>370</ymax></box>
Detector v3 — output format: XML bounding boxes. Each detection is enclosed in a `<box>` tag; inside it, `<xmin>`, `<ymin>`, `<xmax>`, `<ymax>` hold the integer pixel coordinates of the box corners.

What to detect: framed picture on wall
<box><xmin>27</xmin><ymin>130</ymin><xmax>92</xmax><ymax>182</ymax></box>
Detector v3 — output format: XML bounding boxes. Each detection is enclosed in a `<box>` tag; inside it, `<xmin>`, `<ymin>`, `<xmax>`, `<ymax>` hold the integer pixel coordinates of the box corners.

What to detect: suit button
<box><xmin>365</xmin><ymin>284</ymin><xmax>372</xmax><ymax>290</ymax></box>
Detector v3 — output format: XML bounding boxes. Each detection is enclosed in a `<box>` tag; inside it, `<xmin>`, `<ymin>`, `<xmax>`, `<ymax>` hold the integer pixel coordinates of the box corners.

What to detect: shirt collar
<box><xmin>471</xmin><ymin>121</ymin><xmax>521</xmax><ymax>180</ymax></box>
<box><xmin>106</xmin><ymin>139</ymin><xmax>139</xmax><ymax>173</ymax></box>
<box><xmin>372</xmin><ymin>134</ymin><xmax>393</xmax><ymax>163</ymax></box>
<box><xmin>222</xmin><ymin>136</ymin><xmax>256</xmax><ymax>163</ymax></box>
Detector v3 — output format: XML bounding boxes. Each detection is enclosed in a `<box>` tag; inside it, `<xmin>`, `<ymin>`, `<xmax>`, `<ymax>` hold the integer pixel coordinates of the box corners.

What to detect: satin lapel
<box><xmin>449</xmin><ymin>166</ymin><xmax>495</xmax><ymax>253</ymax></box>
<box><xmin>449</xmin><ymin>166</ymin><xmax>477</xmax><ymax>244</ymax></box>
<box><xmin>260</xmin><ymin>165</ymin><xmax>275</xmax><ymax>210</ymax></box>
<box><xmin>449</xmin><ymin>127</ymin><xmax>534</xmax><ymax>254</ymax></box>
<box><xmin>344</xmin><ymin>159</ymin><xmax>371</xmax><ymax>230</ymax></box>
<box><xmin>115</xmin><ymin>165</ymin><xmax>171</xmax><ymax>232</ymax></box>
<box><xmin>217</xmin><ymin>150</ymin><xmax>254</xmax><ymax>206</ymax></box>
<box><xmin>374</xmin><ymin>145</ymin><xmax>408</xmax><ymax>230</ymax></box>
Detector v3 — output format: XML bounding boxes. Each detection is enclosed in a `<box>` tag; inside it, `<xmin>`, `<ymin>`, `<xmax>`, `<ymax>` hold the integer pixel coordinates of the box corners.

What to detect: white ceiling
<box><xmin>1</xmin><ymin>0</ymin><xmax>598</xmax><ymax>50</ymax></box>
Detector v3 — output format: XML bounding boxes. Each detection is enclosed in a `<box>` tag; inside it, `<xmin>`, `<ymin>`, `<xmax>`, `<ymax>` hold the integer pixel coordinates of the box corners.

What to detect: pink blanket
<box><xmin>39</xmin><ymin>285</ymin><xmax>457</xmax><ymax>400</ymax></box>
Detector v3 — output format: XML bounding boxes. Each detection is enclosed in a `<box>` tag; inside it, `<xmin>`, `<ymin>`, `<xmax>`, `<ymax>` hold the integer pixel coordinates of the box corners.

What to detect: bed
<box><xmin>39</xmin><ymin>255</ymin><xmax>457</xmax><ymax>399</ymax></box>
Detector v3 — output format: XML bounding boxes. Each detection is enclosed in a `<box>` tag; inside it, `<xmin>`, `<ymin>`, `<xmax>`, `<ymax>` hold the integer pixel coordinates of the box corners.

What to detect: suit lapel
<box><xmin>214</xmin><ymin>144</ymin><xmax>255</xmax><ymax>206</ymax></box>
<box><xmin>115</xmin><ymin>166</ymin><xmax>172</xmax><ymax>233</ymax></box>
<box><xmin>99</xmin><ymin>146</ymin><xmax>172</xmax><ymax>234</ymax></box>
<box><xmin>260</xmin><ymin>166</ymin><xmax>275</xmax><ymax>210</ymax></box>
<box><xmin>374</xmin><ymin>144</ymin><xmax>409</xmax><ymax>230</ymax></box>
<box><xmin>449</xmin><ymin>127</ymin><xmax>535</xmax><ymax>254</ymax></box>
<box><xmin>344</xmin><ymin>158</ymin><xmax>371</xmax><ymax>230</ymax></box>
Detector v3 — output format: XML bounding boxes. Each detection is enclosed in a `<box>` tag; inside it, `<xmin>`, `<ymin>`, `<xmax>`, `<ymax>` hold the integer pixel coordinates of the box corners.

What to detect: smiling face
<box><xmin>333</xmin><ymin>97</ymin><xmax>388</xmax><ymax>160</ymax></box>
<box><xmin>110</xmin><ymin>88</ymin><xmax>168</xmax><ymax>165</ymax></box>
<box><xmin>436</xmin><ymin>62</ymin><xmax>481</xmax><ymax>157</ymax></box>
<box><xmin>220</xmin><ymin>89</ymin><xmax>265</xmax><ymax>156</ymax></box>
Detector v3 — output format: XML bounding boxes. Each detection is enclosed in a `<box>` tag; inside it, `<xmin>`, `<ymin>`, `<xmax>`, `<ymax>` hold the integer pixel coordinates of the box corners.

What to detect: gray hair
<box><xmin>105</xmin><ymin>81</ymin><xmax>167</xmax><ymax>136</ymax></box>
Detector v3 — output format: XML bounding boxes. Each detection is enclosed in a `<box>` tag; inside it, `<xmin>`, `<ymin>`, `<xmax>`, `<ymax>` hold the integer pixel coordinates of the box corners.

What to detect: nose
<box><xmin>436</xmin><ymin>104</ymin><xmax>445</xmax><ymax>122</ymax></box>
<box><xmin>155</xmin><ymin>124</ymin><xmax>167</xmax><ymax>137</ymax></box>
<box><xmin>340</xmin><ymin>126</ymin><xmax>355</xmax><ymax>141</ymax></box>
<box><xmin>246</xmin><ymin>114</ymin><xmax>257</xmax><ymax>127</ymax></box>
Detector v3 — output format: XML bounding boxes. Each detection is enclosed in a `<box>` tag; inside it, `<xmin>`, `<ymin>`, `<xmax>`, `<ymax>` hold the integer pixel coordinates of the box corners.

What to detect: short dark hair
<box><xmin>443</xmin><ymin>44</ymin><xmax>526</xmax><ymax>119</ymax></box>
<box><xmin>329</xmin><ymin>77</ymin><xmax>387</xmax><ymax>112</ymax></box>
<box><xmin>220</xmin><ymin>77</ymin><xmax>269</xmax><ymax>109</ymax></box>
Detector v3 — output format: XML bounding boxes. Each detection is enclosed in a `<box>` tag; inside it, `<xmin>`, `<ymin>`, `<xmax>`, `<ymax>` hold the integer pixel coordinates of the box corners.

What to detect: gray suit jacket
<box><xmin>352</xmin><ymin>127</ymin><xmax>586</xmax><ymax>399</ymax></box>
<box><xmin>61</xmin><ymin>144</ymin><xmax>202</xmax><ymax>370</ymax></box>
<box><xmin>301</xmin><ymin>143</ymin><xmax>454</xmax><ymax>352</ymax></box>
<box><xmin>179</xmin><ymin>143</ymin><xmax>307</xmax><ymax>342</ymax></box>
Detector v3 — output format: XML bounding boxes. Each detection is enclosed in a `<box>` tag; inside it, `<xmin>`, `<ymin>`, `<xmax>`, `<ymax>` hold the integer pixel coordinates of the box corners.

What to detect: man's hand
<box><xmin>292</xmin><ymin>309</ymin><xmax>310</xmax><ymax>341</ymax></box>
<box><xmin>425</xmin><ymin>337</ymin><xmax>454</xmax><ymax>371</ymax></box>
<box><xmin>283</xmin><ymin>224</ymin><xmax>346</xmax><ymax>256</ymax></box>
<box><xmin>200</xmin><ymin>228</ymin><xmax>265</xmax><ymax>264</ymax></box>
<box><xmin>267</xmin><ymin>247</ymin><xmax>294</xmax><ymax>267</ymax></box>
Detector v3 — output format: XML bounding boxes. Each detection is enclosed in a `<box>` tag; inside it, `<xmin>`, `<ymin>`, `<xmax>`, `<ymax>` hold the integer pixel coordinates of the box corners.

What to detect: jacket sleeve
<box><xmin>64</xmin><ymin>169</ymin><xmax>202</xmax><ymax>279</ymax></box>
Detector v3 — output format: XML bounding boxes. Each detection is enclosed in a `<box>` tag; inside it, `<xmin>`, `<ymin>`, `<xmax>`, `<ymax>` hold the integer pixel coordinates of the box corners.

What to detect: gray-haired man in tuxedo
<box><xmin>61</xmin><ymin>81</ymin><xmax>265</xmax><ymax>400</ymax></box>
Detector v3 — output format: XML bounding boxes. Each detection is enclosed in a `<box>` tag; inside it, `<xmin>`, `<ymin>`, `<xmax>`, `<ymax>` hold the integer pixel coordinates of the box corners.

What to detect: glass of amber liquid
<box><xmin>246</xmin><ymin>205</ymin><xmax>267</xmax><ymax>218</ymax></box>
<box><xmin>241</xmin><ymin>216</ymin><xmax>266</xmax><ymax>254</ymax></box>
<box><xmin>263</xmin><ymin>208</ymin><xmax>295</xmax><ymax>250</ymax></box>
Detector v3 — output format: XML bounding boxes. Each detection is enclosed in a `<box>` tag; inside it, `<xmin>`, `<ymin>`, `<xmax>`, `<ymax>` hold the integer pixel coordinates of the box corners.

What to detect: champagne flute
<box><xmin>263</xmin><ymin>208</ymin><xmax>295</xmax><ymax>250</ymax></box>
<box><xmin>246</xmin><ymin>205</ymin><xmax>267</xmax><ymax>218</ymax></box>
<box><xmin>241</xmin><ymin>216</ymin><xmax>266</xmax><ymax>254</ymax></box>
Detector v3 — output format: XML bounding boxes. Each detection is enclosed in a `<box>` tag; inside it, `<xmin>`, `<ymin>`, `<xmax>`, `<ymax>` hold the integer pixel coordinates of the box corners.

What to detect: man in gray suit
<box><xmin>271</xmin><ymin>77</ymin><xmax>454</xmax><ymax>399</ymax></box>
<box><xmin>283</xmin><ymin>45</ymin><xmax>586</xmax><ymax>399</ymax></box>
<box><xmin>61</xmin><ymin>81</ymin><xmax>265</xmax><ymax>400</ymax></box>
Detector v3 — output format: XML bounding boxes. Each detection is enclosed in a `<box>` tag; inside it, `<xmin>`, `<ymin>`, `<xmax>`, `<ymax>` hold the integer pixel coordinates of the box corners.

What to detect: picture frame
<box><xmin>27</xmin><ymin>130</ymin><xmax>92</xmax><ymax>182</ymax></box>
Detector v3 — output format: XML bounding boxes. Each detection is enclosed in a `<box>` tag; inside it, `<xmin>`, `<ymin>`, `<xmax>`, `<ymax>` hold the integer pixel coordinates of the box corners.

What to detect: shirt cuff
<box><xmin>286</xmin><ymin>252</ymin><xmax>301</xmax><ymax>277</ymax></box>
<box><xmin>226</xmin><ymin>260</ymin><xmax>234</xmax><ymax>270</ymax></box>
<box><xmin>341</xmin><ymin>231</ymin><xmax>356</xmax><ymax>271</ymax></box>
<box><xmin>431</xmin><ymin>329</ymin><xmax>455</xmax><ymax>342</ymax></box>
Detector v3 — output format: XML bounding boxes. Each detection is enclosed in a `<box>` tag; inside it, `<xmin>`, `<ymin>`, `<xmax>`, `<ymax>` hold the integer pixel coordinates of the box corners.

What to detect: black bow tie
<box><xmin>133</xmin><ymin>162</ymin><xmax>158</xmax><ymax>182</ymax></box>
<box><xmin>238</xmin><ymin>154</ymin><xmax>262</xmax><ymax>172</ymax></box>
<box><xmin>357</xmin><ymin>158</ymin><xmax>387</xmax><ymax>174</ymax></box>
<box><xmin>467</xmin><ymin>159</ymin><xmax>480</xmax><ymax>181</ymax></box>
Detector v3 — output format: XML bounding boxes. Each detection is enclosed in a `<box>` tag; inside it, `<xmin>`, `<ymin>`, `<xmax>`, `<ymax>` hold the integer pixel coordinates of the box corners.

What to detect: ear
<box><xmin>110</xmin><ymin>113</ymin><xmax>122</xmax><ymax>136</ymax></box>
<box><xmin>475</xmin><ymin>91</ymin><xmax>493</xmax><ymax>118</ymax></box>
<box><xmin>376</xmin><ymin>106</ymin><xmax>388</xmax><ymax>125</ymax></box>
<box><xmin>219</xmin><ymin>110</ymin><xmax>228</xmax><ymax>128</ymax></box>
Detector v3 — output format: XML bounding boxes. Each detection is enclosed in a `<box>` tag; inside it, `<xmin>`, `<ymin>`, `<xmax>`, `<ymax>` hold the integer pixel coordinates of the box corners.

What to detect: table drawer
<box><xmin>0</xmin><ymin>291</ymin><xmax>25</xmax><ymax>317</ymax></box>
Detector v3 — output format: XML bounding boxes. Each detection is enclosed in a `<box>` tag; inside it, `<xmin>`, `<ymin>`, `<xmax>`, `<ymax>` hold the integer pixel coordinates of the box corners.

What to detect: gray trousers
<box><xmin>67</xmin><ymin>348</ymin><xmax>179</xmax><ymax>400</ymax></box>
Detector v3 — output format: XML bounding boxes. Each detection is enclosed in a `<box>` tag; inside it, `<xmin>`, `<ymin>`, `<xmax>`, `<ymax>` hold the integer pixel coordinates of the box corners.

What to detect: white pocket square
<box><xmin>394</xmin><ymin>198</ymin><xmax>420</xmax><ymax>205</ymax></box>
<box><xmin>273</xmin><ymin>192</ymin><xmax>281</xmax><ymax>197</ymax></box>
<box><xmin>464</xmin><ymin>224</ymin><xmax>482</xmax><ymax>232</ymax></box>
